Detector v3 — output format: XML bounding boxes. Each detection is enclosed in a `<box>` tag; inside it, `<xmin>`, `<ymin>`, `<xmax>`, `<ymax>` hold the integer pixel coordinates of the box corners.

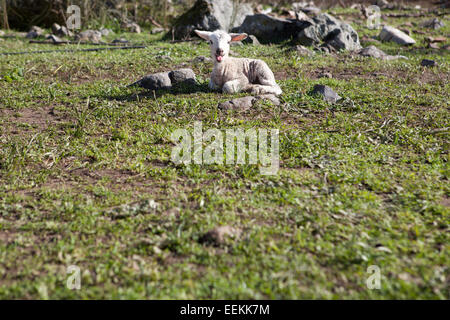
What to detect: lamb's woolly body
<box><xmin>195</xmin><ymin>30</ymin><xmax>282</xmax><ymax>96</ymax></box>
<box><xmin>211</xmin><ymin>57</ymin><xmax>268</xmax><ymax>87</ymax></box>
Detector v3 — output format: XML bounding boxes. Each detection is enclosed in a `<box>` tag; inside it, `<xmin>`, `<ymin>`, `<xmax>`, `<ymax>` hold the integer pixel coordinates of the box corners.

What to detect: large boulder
<box><xmin>232</xmin><ymin>14</ymin><xmax>311</xmax><ymax>43</ymax></box>
<box><xmin>233</xmin><ymin>12</ymin><xmax>360</xmax><ymax>50</ymax></box>
<box><xmin>297</xmin><ymin>13</ymin><xmax>361</xmax><ymax>51</ymax></box>
<box><xmin>170</xmin><ymin>0</ymin><xmax>253</xmax><ymax>40</ymax></box>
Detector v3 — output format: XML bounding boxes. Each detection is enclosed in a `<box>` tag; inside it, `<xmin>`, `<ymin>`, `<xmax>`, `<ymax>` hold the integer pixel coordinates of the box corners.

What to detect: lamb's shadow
<box><xmin>106</xmin><ymin>82</ymin><xmax>210</xmax><ymax>102</ymax></box>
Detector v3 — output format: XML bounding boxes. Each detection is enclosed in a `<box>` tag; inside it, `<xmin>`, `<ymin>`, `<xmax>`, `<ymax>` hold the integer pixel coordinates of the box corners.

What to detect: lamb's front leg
<box><xmin>209</xmin><ymin>78</ymin><xmax>220</xmax><ymax>91</ymax></box>
<box><xmin>222</xmin><ymin>77</ymin><xmax>249</xmax><ymax>94</ymax></box>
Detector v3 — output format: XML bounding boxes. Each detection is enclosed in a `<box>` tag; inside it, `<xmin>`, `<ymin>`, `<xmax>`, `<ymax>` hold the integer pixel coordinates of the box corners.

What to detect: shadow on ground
<box><xmin>104</xmin><ymin>82</ymin><xmax>211</xmax><ymax>101</ymax></box>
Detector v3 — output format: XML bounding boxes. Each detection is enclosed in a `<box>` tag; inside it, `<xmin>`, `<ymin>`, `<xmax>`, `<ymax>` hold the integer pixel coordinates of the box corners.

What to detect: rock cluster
<box><xmin>130</xmin><ymin>69</ymin><xmax>197</xmax><ymax>91</ymax></box>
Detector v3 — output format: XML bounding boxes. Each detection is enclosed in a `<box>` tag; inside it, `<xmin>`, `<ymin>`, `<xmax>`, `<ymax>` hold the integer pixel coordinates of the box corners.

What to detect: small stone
<box><xmin>192</xmin><ymin>56</ymin><xmax>212</xmax><ymax>64</ymax></box>
<box><xmin>168</xmin><ymin>68</ymin><xmax>196</xmax><ymax>86</ymax></box>
<box><xmin>123</xmin><ymin>22</ymin><xmax>141</xmax><ymax>33</ymax></box>
<box><xmin>358</xmin><ymin>45</ymin><xmax>407</xmax><ymax>60</ymax></box>
<box><xmin>0</xmin><ymin>30</ymin><xmax>5</xmax><ymax>36</ymax></box>
<box><xmin>427</xmin><ymin>36</ymin><xmax>447</xmax><ymax>43</ymax></box>
<box><xmin>130</xmin><ymin>72</ymin><xmax>172</xmax><ymax>90</ymax></box>
<box><xmin>112</xmin><ymin>38</ymin><xmax>129</xmax><ymax>44</ymax></box>
<box><xmin>51</xmin><ymin>23</ymin><xmax>72</xmax><ymax>37</ymax></box>
<box><xmin>311</xmin><ymin>84</ymin><xmax>341</xmax><ymax>103</ymax></box>
<box><xmin>58</xmin><ymin>26</ymin><xmax>71</xmax><ymax>37</ymax></box>
<box><xmin>428</xmin><ymin>43</ymin><xmax>440</xmax><ymax>49</ymax></box>
<box><xmin>243</xmin><ymin>34</ymin><xmax>261</xmax><ymax>45</ymax></box>
<box><xmin>46</xmin><ymin>34</ymin><xmax>63</xmax><ymax>44</ymax></box>
<box><xmin>421</xmin><ymin>18</ymin><xmax>444</xmax><ymax>30</ymax></box>
<box><xmin>218</xmin><ymin>96</ymin><xmax>256</xmax><ymax>111</ymax></box>
<box><xmin>379</xmin><ymin>25</ymin><xmax>416</xmax><ymax>45</ymax></box>
<box><xmin>257</xmin><ymin>94</ymin><xmax>280</xmax><ymax>105</ymax></box>
<box><xmin>75</xmin><ymin>30</ymin><xmax>102</xmax><ymax>43</ymax></box>
<box><xmin>51</xmin><ymin>23</ymin><xmax>61</xmax><ymax>34</ymax></box>
<box><xmin>218</xmin><ymin>94</ymin><xmax>280</xmax><ymax>111</ymax></box>
<box><xmin>26</xmin><ymin>26</ymin><xmax>44</xmax><ymax>39</ymax></box>
<box><xmin>199</xmin><ymin>226</ymin><xmax>241</xmax><ymax>245</ymax></box>
<box><xmin>421</xmin><ymin>59</ymin><xmax>437</xmax><ymax>67</ymax></box>
<box><xmin>293</xmin><ymin>45</ymin><xmax>314</xmax><ymax>56</ymax></box>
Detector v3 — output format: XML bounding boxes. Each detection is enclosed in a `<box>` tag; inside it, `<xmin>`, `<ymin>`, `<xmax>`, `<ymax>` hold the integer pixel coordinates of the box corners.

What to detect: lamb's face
<box><xmin>208</xmin><ymin>31</ymin><xmax>231</xmax><ymax>62</ymax></box>
<box><xmin>194</xmin><ymin>30</ymin><xmax>248</xmax><ymax>63</ymax></box>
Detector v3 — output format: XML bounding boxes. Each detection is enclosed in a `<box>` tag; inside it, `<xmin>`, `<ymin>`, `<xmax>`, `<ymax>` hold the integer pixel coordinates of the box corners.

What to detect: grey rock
<box><xmin>26</xmin><ymin>26</ymin><xmax>44</xmax><ymax>39</ymax></box>
<box><xmin>219</xmin><ymin>96</ymin><xmax>255</xmax><ymax>111</ymax></box>
<box><xmin>112</xmin><ymin>38</ymin><xmax>129</xmax><ymax>44</ymax></box>
<box><xmin>358</xmin><ymin>45</ymin><xmax>407</xmax><ymax>60</ymax></box>
<box><xmin>192</xmin><ymin>55</ymin><xmax>213</xmax><ymax>64</ymax></box>
<box><xmin>59</xmin><ymin>26</ymin><xmax>72</xmax><ymax>37</ymax></box>
<box><xmin>169</xmin><ymin>68</ymin><xmax>196</xmax><ymax>86</ymax></box>
<box><xmin>46</xmin><ymin>34</ymin><xmax>63</xmax><ymax>44</ymax></box>
<box><xmin>421</xmin><ymin>18</ymin><xmax>444</xmax><ymax>30</ymax></box>
<box><xmin>258</xmin><ymin>94</ymin><xmax>281</xmax><ymax>105</ymax></box>
<box><xmin>131</xmin><ymin>72</ymin><xmax>172</xmax><ymax>90</ymax></box>
<box><xmin>421</xmin><ymin>59</ymin><xmax>437</xmax><ymax>67</ymax></box>
<box><xmin>51</xmin><ymin>23</ymin><xmax>61</xmax><ymax>35</ymax></box>
<box><xmin>311</xmin><ymin>84</ymin><xmax>341</xmax><ymax>103</ymax></box>
<box><xmin>123</xmin><ymin>22</ymin><xmax>141</xmax><ymax>33</ymax></box>
<box><xmin>75</xmin><ymin>30</ymin><xmax>102</xmax><ymax>43</ymax></box>
<box><xmin>379</xmin><ymin>25</ymin><xmax>415</xmax><ymax>45</ymax></box>
<box><xmin>52</xmin><ymin>23</ymin><xmax>72</xmax><ymax>37</ymax></box>
<box><xmin>218</xmin><ymin>94</ymin><xmax>280</xmax><ymax>111</ymax></box>
<box><xmin>243</xmin><ymin>34</ymin><xmax>261</xmax><ymax>45</ymax></box>
<box><xmin>297</xmin><ymin>13</ymin><xmax>361</xmax><ymax>51</ymax></box>
<box><xmin>170</xmin><ymin>0</ymin><xmax>253</xmax><ymax>39</ymax></box>
<box><xmin>0</xmin><ymin>30</ymin><xmax>4</xmax><ymax>36</ymax></box>
<box><xmin>233</xmin><ymin>14</ymin><xmax>310</xmax><ymax>43</ymax></box>
<box><xmin>293</xmin><ymin>44</ymin><xmax>314</xmax><ymax>56</ymax></box>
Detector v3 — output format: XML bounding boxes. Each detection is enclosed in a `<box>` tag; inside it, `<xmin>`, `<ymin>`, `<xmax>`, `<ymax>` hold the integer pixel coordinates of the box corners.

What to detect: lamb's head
<box><xmin>194</xmin><ymin>30</ymin><xmax>247</xmax><ymax>63</ymax></box>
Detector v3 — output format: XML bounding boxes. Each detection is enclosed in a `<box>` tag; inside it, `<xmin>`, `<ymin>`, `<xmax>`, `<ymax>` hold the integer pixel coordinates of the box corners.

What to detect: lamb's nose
<box><xmin>216</xmin><ymin>49</ymin><xmax>224</xmax><ymax>56</ymax></box>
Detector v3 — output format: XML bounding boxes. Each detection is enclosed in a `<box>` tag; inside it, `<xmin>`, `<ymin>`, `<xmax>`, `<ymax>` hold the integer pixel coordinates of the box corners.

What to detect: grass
<box><xmin>0</xmin><ymin>7</ymin><xmax>449</xmax><ymax>299</ymax></box>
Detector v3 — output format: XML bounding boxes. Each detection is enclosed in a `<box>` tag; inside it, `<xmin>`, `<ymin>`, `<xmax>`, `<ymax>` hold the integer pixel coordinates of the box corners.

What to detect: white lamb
<box><xmin>194</xmin><ymin>30</ymin><xmax>282</xmax><ymax>96</ymax></box>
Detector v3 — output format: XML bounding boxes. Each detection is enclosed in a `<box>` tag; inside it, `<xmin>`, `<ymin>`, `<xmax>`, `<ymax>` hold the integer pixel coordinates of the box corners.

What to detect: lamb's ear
<box><xmin>230</xmin><ymin>33</ymin><xmax>248</xmax><ymax>42</ymax></box>
<box><xmin>194</xmin><ymin>30</ymin><xmax>212</xmax><ymax>41</ymax></box>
